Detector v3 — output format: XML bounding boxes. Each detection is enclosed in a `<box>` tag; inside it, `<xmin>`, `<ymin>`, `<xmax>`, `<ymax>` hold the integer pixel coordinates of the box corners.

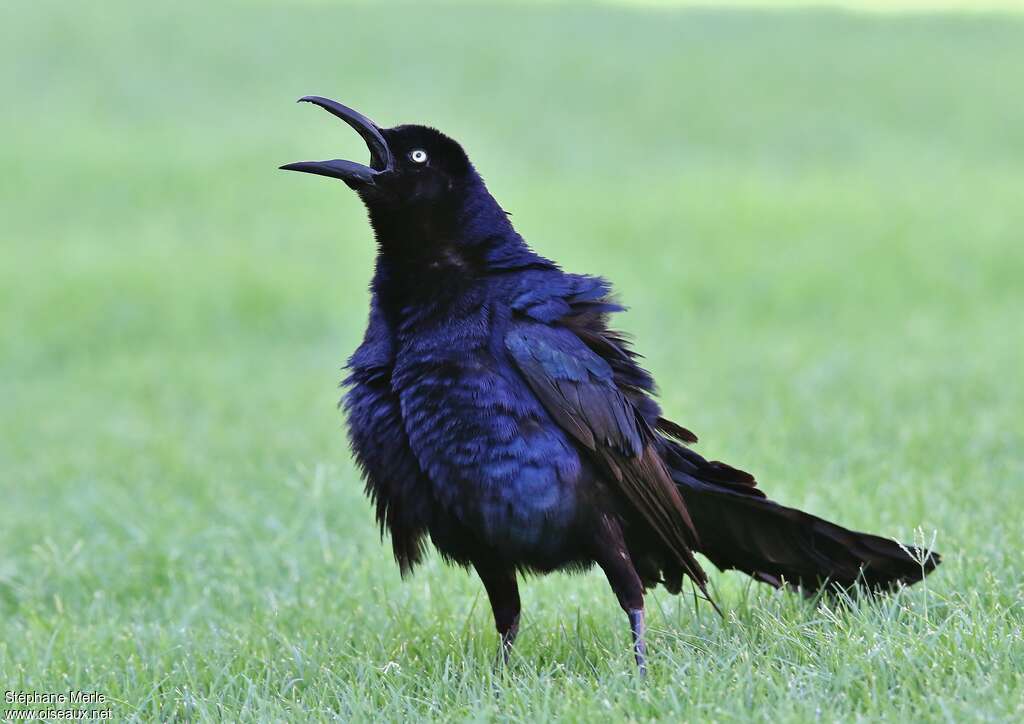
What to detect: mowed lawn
<box><xmin>2</xmin><ymin>1</ymin><xmax>1023</xmax><ymax>721</ymax></box>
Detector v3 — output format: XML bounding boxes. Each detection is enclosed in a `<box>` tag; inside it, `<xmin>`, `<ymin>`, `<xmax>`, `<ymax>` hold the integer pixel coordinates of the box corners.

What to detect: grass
<box><xmin>2</xmin><ymin>1</ymin><xmax>1023</xmax><ymax>721</ymax></box>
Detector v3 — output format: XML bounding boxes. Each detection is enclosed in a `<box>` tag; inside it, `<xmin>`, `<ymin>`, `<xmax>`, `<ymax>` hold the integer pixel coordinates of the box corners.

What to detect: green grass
<box><xmin>2</xmin><ymin>1</ymin><xmax>1023</xmax><ymax>721</ymax></box>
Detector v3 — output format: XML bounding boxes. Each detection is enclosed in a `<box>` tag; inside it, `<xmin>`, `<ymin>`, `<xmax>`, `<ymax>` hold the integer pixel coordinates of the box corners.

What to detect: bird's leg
<box><xmin>592</xmin><ymin>515</ymin><xmax>648</xmax><ymax>675</ymax></box>
<box><xmin>627</xmin><ymin>608</ymin><xmax>647</xmax><ymax>672</ymax></box>
<box><xmin>472</xmin><ymin>560</ymin><xmax>521</xmax><ymax>665</ymax></box>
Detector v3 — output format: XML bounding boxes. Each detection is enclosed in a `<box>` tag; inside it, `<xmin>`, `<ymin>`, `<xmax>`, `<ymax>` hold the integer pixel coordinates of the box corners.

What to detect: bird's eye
<box><xmin>409</xmin><ymin>149</ymin><xmax>428</xmax><ymax>164</ymax></box>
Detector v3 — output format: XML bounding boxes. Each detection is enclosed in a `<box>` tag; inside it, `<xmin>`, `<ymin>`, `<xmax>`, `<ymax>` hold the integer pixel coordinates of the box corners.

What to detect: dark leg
<box><xmin>592</xmin><ymin>515</ymin><xmax>648</xmax><ymax>675</ymax></box>
<box><xmin>472</xmin><ymin>560</ymin><xmax>521</xmax><ymax>664</ymax></box>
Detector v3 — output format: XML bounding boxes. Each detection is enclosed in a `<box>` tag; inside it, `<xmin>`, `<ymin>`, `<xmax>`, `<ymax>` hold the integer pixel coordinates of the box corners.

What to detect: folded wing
<box><xmin>505</xmin><ymin>321</ymin><xmax>708</xmax><ymax>589</ymax></box>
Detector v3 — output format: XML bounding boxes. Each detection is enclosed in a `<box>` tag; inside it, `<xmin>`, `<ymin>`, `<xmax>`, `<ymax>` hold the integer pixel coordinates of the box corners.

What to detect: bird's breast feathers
<box><xmin>390</xmin><ymin>340</ymin><xmax>584</xmax><ymax>551</ymax></box>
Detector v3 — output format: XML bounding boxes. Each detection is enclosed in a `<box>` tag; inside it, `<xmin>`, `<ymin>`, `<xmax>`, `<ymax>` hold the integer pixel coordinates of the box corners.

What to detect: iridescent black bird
<box><xmin>282</xmin><ymin>97</ymin><xmax>940</xmax><ymax>673</ymax></box>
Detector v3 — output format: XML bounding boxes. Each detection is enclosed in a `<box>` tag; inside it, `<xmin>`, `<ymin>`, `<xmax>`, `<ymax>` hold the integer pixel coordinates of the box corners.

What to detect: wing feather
<box><xmin>506</xmin><ymin>322</ymin><xmax>707</xmax><ymax>585</ymax></box>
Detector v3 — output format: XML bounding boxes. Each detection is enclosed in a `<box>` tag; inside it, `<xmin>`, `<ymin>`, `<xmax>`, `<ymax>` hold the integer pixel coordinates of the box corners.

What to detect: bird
<box><xmin>281</xmin><ymin>96</ymin><xmax>941</xmax><ymax>673</ymax></box>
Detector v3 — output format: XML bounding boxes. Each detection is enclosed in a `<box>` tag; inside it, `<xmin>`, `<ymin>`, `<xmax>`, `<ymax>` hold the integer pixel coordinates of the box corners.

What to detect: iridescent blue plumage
<box><xmin>282</xmin><ymin>98</ymin><xmax>940</xmax><ymax>671</ymax></box>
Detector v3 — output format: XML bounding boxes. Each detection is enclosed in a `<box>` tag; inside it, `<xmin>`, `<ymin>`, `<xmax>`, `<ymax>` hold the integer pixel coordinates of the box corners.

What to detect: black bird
<box><xmin>282</xmin><ymin>97</ymin><xmax>940</xmax><ymax>672</ymax></box>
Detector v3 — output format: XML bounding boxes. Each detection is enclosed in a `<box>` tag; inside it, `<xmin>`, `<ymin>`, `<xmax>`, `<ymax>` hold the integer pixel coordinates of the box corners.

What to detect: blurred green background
<box><xmin>2</xmin><ymin>1</ymin><xmax>1022</xmax><ymax>721</ymax></box>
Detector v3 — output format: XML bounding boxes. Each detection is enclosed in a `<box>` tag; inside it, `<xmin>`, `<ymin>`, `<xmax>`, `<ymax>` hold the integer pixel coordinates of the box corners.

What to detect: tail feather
<box><xmin>662</xmin><ymin>443</ymin><xmax>940</xmax><ymax>592</ymax></box>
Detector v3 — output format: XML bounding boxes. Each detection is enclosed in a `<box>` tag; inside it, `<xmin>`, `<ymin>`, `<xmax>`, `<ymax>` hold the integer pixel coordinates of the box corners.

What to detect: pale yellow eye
<box><xmin>410</xmin><ymin>149</ymin><xmax>428</xmax><ymax>164</ymax></box>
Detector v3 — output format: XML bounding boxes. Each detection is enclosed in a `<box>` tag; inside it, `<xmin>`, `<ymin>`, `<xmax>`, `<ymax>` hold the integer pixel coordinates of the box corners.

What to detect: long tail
<box><xmin>659</xmin><ymin>434</ymin><xmax>941</xmax><ymax>592</ymax></box>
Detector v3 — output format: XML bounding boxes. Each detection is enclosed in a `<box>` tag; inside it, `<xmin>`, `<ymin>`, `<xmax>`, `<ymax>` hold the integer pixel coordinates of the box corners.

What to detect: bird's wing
<box><xmin>505</xmin><ymin>320</ymin><xmax>707</xmax><ymax>585</ymax></box>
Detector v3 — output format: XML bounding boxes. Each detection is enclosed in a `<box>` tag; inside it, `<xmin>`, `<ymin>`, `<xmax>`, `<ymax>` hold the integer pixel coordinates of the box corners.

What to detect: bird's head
<box><xmin>281</xmin><ymin>97</ymin><xmax>482</xmax><ymax>230</ymax></box>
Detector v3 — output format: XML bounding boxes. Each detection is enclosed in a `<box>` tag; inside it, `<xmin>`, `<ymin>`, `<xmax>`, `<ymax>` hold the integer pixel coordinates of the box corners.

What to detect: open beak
<box><xmin>280</xmin><ymin>96</ymin><xmax>392</xmax><ymax>186</ymax></box>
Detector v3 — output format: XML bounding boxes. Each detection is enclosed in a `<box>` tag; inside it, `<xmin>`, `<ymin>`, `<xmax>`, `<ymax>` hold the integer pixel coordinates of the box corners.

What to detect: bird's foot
<box><xmin>492</xmin><ymin>615</ymin><xmax>520</xmax><ymax>670</ymax></box>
